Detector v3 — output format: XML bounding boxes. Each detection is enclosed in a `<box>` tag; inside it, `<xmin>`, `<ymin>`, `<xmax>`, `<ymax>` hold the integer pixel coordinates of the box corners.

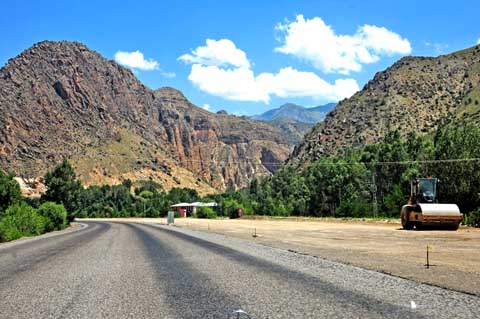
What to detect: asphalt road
<box><xmin>0</xmin><ymin>221</ymin><xmax>478</xmax><ymax>318</ymax></box>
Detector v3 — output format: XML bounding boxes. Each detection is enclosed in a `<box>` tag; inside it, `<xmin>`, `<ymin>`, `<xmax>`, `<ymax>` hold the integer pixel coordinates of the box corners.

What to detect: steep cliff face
<box><xmin>151</xmin><ymin>87</ymin><xmax>290</xmax><ymax>189</ymax></box>
<box><xmin>291</xmin><ymin>45</ymin><xmax>480</xmax><ymax>165</ymax></box>
<box><xmin>0</xmin><ymin>41</ymin><xmax>290</xmax><ymax>192</ymax></box>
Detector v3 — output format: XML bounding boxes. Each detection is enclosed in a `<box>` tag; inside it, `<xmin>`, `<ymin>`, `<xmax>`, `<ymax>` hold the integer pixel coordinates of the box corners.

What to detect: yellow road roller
<box><xmin>401</xmin><ymin>178</ymin><xmax>463</xmax><ymax>230</ymax></box>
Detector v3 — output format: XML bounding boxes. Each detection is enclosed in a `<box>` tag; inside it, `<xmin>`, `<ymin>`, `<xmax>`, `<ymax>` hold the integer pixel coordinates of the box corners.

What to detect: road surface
<box><xmin>0</xmin><ymin>221</ymin><xmax>478</xmax><ymax>318</ymax></box>
<box><xmin>146</xmin><ymin>217</ymin><xmax>480</xmax><ymax>295</ymax></box>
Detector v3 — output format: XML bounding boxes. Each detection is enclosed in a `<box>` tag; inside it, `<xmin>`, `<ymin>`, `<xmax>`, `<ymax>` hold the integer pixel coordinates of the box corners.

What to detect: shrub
<box><xmin>37</xmin><ymin>202</ymin><xmax>67</xmax><ymax>231</ymax></box>
<box><xmin>0</xmin><ymin>203</ymin><xmax>45</xmax><ymax>241</ymax></box>
<box><xmin>222</xmin><ymin>199</ymin><xmax>243</xmax><ymax>218</ymax></box>
<box><xmin>196</xmin><ymin>206</ymin><xmax>217</xmax><ymax>219</ymax></box>
<box><xmin>75</xmin><ymin>209</ymin><xmax>88</xmax><ymax>218</ymax></box>
<box><xmin>466</xmin><ymin>209</ymin><xmax>480</xmax><ymax>227</ymax></box>
<box><xmin>382</xmin><ymin>185</ymin><xmax>406</xmax><ymax>217</ymax></box>
<box><xmin>144</xmin><ymin>207</ymin><xmax>160</xmax><ymax>218</ymax></box>
<box><xmin>118</xmin><ymin>209</ymin><xmax>131</xmax><ymax>218</ymax></box>
<box><xmin>0</xmin><ymin>217</ymin><xmax>22</xmax><ymax>241</ymax></box>
<box><xmin>337</xmin><ymin>199</ymin><xmax>372</xmax><ymax>218</ymax></box>
<box><xmin>0</xmin><ymin>170</ymin><xmax>22</xmax><ymax>213</ymax></box>
<box><xmin>271</xmin><ymin>199</ymin><xmax>289</xmax><ymax>216</ymax></box>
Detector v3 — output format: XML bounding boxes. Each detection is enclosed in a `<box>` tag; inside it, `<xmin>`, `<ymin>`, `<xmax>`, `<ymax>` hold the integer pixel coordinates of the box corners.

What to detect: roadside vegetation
<box><xmin>0</xmin><ymin>170</ymin><xmax>68</xmax><ymax>242</ymax></box>
<box><xmin>0</xmin><ymin>160</ymin><xmax>206</xmax><ymax>242</ymax></box>
<box><xmin>208</xmin><ymin>122</ymin><xmax>480</xmax><ymax>227</ymax></box>
<box><xmin>1</xmin><ymin>122</ymin><xmax>478</xmax><ymax>236</ymax></box>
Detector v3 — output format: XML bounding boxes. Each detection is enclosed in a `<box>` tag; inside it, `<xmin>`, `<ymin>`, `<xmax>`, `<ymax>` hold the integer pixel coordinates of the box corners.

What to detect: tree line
<box><xmin>213</xmin><ymin>122</ymin><xmax>480</xmax><ymax>226</ymax></box>
<box><xmin>0</xmin><ymin>160</ymin><xmax>203</xmax><ymax>241</ymax></box>
<box><xmin>1</xmin><ymin>121</ymin><xmax>478</xmax><ymax>241</ymax></box>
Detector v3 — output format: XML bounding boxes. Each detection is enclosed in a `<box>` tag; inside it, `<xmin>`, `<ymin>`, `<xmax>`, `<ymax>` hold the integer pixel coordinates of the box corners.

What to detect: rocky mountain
<box><xmin>291</xmin><ymin>44</ymin><xmax>480</xmax><ymax>165</ymax></box>
<box><xmin>252</xmin><ymin>102</ymin><xmax>335</xmax><ymax>123</ymax></box>
<box><xmin>251</xmin><ymin>102</ymin><xmax>336</xmax><ymax>145</ymax></box>
<box><xmin>0</xmin><ymin>41</ymin><xmax>291</xmax><ymax>193</ymax></box>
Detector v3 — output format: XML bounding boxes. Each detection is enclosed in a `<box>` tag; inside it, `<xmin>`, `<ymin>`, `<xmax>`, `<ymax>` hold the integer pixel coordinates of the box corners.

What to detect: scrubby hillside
<box><xmin>291</xmin><ymin>45</ymin><xmax>480</xmax><ymax>164</ymax></box>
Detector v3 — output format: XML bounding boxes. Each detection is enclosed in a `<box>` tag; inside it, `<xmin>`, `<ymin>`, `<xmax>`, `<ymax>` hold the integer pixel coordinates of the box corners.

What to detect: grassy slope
<box><xmin>70</xmin><ymin>129</ymin><xmax>217</xmax><ymax>196</ymax></box>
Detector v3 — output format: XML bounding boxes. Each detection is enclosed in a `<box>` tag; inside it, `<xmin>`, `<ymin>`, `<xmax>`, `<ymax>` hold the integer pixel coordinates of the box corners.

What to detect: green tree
<box><xmin>0</xmin><ymin>169</ymin><xmax>22</xmax><ymax>214</ymax></box>
<box><xmin>43</xmin><ymin>159</ymin><xmax>82</xmax><ymax>222</ymax></box>
<box><xmin>432</xmin><ymin>123</ymin><xmax>480</xmax><ymax>213</ymax></box>
<box><xmin>383</xmin><ymin>185</ymin><xmax>406</xmax><ymax>217</ymax></box>
<box><xmin>76</xmin><ymin>185</ymin><xmax>104</xmax><ymax>217</ymax></box>
<box><xmin>37</xmin><ymin>202</ymin><xmax>67</xmax><ymax>231</ymax></box>
<box><xmin>168</xmin><ymin>187</ymin><xmax>199</xmax><ymax>204</ymax></box>
<box><xmin>249</xmin><ymin>178</ymin><xmax>259</xmax><ymax>199</ymax></box>
<box><xmin>304</xmin><ymin>157</ymin><xmax>369</xmax><ymax>217</ymax></box>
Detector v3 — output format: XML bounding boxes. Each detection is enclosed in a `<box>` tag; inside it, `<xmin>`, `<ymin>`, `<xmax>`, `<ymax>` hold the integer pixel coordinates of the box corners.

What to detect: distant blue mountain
<box><xmin>252</xmin><ymin>102</ymin><xmax>336</xmax><ymax>124</ymax></box>
<box><xmin>309</xmin><ymin>103</ymin><xmax>337</xmax><ymax>114</ymax></box>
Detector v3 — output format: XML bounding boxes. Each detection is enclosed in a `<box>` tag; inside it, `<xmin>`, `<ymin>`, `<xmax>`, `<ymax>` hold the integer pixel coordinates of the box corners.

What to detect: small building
<box><xmin>170</xmin><ymin>202</ymin><xmax>217</xmax><ymax>217</ymax></box>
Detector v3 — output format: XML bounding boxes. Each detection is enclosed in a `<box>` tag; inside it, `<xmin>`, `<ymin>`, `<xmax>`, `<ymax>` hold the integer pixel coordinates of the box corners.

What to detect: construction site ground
<box><xmin>79</xmin><ymin>217</ymin><xmax>480</xmax><ymax>296</ymax></box>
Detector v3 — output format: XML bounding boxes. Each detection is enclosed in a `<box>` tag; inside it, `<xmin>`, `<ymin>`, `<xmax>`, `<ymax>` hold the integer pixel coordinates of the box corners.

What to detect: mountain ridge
<box><xmin>251</xmin><ymin>102</ymin><xmax>336</xmax><ymax>145</ymax></box>
<box><xmin>290</xmin><ymin>44</ymin><xmax>480</xmax><ymax>165</ymax></box>
<box><xmin>0</xmin><ymin>40</ymin><xmax>291</xmax><ymax>193</ymax></box>
<box><xmin>252</xmin><ymin>102</ymin><xmax>335</xmax><ymax>123</ymax></box>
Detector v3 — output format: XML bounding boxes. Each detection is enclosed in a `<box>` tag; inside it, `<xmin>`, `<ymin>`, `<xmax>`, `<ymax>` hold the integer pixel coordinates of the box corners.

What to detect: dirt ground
<box><xmin>80</xmin><ymin>217</ymin><xmax>480</xmax><ymax>296</ymax></box>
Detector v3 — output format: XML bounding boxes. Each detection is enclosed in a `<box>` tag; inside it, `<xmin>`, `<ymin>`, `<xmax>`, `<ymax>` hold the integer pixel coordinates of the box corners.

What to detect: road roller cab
<box><xmin>401</xmin><ymin>178</ymin><xmax>463</xmax><ymax>230</ymax></box>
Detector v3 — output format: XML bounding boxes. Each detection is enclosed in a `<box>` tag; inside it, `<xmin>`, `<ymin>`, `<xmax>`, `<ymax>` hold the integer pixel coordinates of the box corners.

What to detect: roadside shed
<box><xmin>170</xmin><ymin>202</ymin><xmax>217</xmax><ymax>217</ymax></box>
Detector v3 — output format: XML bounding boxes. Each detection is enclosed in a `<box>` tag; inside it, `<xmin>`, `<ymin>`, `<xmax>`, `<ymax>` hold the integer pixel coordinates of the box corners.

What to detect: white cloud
<box><xmin>202</xmin><ymin>103</ymin><xmax>210</xmax><ymax>111</ymax></box>
<box><xmin>114</xmin><ymin>50</ymin><xmax>159</xmax><ymax>71</ymax></box>
<box><xmin>257</xmin><ymin>67</ymin><xmax>359</xmax><ymax>101</ymax></box>
<box><xmin>182</xmin><ymin>40</ymin><xmax>359</xmax><ymax>104</ymax></box>
<box><xmin>178</xmin><ymin>39</ymin><xmax>250</xmax><ymax>68</ymax></box>
<box><xmin>178</xmin><ymin>39</ymin><xmax>359</xmax><ymax>103</ymax></box>
<box><xmin>477</xmin><ymin>38</ymin><xmax>480</xmax><ymax>45</ymax></box>
<box><xmin>188</xmin><ymin>64</ymin><xmax>269</xmax><ymax>102</ymax></box>
<box><xmin>275</xmin><ymin>15</ymin><xmax>411</xmax><ymax>74</ymax></box>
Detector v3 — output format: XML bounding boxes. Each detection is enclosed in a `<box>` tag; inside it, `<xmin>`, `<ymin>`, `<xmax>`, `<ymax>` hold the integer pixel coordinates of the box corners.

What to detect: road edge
<box><xmin>140</xmin><ymin>221</ymin><xmax>480</xmax><ymax>298</ymax></box>
<box><xmin>0</xmin><ymin>222</ymin><xmax>88</xmax><ymax>251</ymax></box>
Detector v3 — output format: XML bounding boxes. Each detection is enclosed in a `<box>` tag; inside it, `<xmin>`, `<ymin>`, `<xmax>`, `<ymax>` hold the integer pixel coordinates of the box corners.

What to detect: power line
<box><xmin>373</xmin><ymin>157</ymin><xmax>480</xmax><ymax>166</ymax></box>
<box><xmin>170</xmin><ymin>157</ymin><xmax>480</xmax><ymax>167</ymax></box>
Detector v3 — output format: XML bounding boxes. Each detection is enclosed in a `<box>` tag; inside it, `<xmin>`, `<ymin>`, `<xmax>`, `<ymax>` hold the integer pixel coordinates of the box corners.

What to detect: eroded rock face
<box><xmin>0</xmin><ymin>41</ymin><xmax>290</xmax><ymax>191</ymax></box>
<box><xmin>291</xmin><ymin>45</ymin><xmax>480</xmax><ymax>165</ymax></box>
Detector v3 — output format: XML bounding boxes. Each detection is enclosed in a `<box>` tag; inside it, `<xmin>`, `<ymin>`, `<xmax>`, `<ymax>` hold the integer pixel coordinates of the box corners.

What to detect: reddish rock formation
<box><xmin>0</xmin><ymin>41</ymin><xmax>290</xmax><ymax>191</ymax></box>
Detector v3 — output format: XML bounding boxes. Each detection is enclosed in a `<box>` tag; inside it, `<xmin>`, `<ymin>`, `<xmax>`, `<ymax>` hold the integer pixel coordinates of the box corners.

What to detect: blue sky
<box><xmin>1</xmin><ymin>0</ymin><xmax>479</xmax><ymax>115</ymax></box>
